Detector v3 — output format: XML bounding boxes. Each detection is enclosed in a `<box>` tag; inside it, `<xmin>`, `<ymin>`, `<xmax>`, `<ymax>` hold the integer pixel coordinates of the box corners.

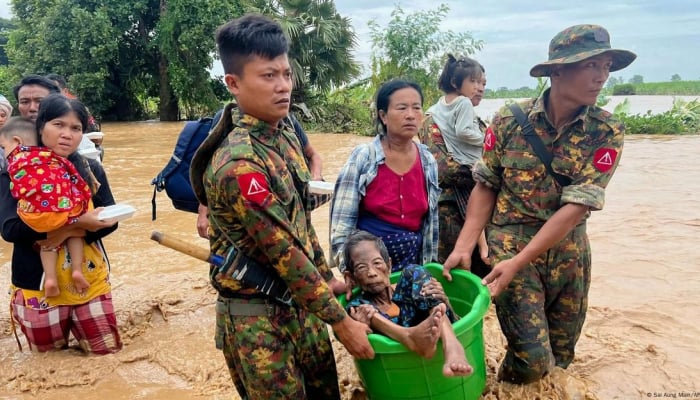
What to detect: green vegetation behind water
<box><xmin>485</xmin><ymin>80</ymin><xmax>700</xmax><ymax>99</ymax></box>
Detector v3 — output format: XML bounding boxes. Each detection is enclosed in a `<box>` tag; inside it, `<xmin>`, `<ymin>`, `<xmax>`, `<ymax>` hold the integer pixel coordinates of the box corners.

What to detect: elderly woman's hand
<box><xmin>349</xmin><ymin>304</ymin><xmax>376</xmax><ymax>326</ymax></box>
<box><xmin>76</xmin><ymin>207</ymin><xmax>118</xmax><ymax>232</ymax></box>
<box><xmin>420</xmin><ymin>278</ymin><xmax>450</xmax><ymax>306</ymax></box>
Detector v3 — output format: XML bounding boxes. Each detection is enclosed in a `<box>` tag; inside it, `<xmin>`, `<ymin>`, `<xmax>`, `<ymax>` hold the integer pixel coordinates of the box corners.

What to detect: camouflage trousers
<box><xmin>215</xmin><ymin>296</ymin><xmax>340</xmax><ymax>400</ymax></box>
<box><xmin>488</xmin><ymin>223</ymin><xmax>591</xmax><ymax>384</ymax></box>
<box><xmin>438</xmin><ymin>198</ymin><xmax>491</xmax><ymax>279</ymax></box>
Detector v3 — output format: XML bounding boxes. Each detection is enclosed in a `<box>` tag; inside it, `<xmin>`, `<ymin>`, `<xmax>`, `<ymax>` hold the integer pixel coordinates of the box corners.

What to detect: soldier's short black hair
<box><xmin>343</xmin><ymin>230</ymin><xmax>391</xmax><ymax>273</ymax></box>
<box><xmin>12</xmin><ymin>75</ymin><xmax>60</xmax><ymax>102</ymax></box>
<box><xmin>215</xmin><ymin>14</ymin><xmax>289</xmax><ymax>76</ymax></box>
<box><xmin>437</xmin><ymin>54</ymin><xmax>485</xmax><ymax>94</ymax></box>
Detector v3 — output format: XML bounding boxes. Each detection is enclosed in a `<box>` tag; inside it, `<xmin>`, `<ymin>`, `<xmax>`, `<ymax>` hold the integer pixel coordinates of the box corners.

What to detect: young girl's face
<box><xmin>458</xmin><ymin>74</ymin><xmax>486</xmax><ymax>106</ymax></box>
<box><xmin>39</xmin><ymin>111</ymin><xmax>83</xmax><ymax>157</ymax></box>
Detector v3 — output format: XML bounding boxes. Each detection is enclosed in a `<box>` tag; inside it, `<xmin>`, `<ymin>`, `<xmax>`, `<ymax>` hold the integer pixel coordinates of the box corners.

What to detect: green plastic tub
<box><xmin>338</xmin><ymin>263</ymin><xmax>491</xmax><ymax>400</ymax></box>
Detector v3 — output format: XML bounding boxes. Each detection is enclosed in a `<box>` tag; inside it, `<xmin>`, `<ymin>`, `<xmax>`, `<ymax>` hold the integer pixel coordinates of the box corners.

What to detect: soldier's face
<box><xmin>553</xmin><ymin>54</ymin><xmax>613</xmax><ymax>106</ymax></box>
<box><xmin>225</xmin><ymin>54</ymin><xmax>292</xmax><ymax>126</ymax></box>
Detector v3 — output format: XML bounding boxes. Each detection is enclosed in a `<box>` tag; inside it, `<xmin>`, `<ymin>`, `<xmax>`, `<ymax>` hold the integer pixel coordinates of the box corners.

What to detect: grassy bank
<box><xmin>615</xmin><ymin>98</ymin><xmax>700</xmax><ymax>135</ymax></box>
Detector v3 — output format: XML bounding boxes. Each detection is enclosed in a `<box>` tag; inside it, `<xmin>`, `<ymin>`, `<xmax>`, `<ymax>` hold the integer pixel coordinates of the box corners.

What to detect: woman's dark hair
<box><xmin>343</xmin><ymin>230</ymin><xmax>391</xmax><ymax>273</ymax></box>
<box><xmin>36</xmin><ymin>94</ymin><xmax>99</xmax><ymax>195</ymax></box>
<box><xmin>216</xmin><ymin>14</ymin><xmax>289</xmax><ymax>76</ymax></box>
<box><xmin>374</xmin><ymin>79</ymin><xmax>423</xmax><ymax>135</ymax></box>
<box><xmin>437</xmin><ymin>54</ymin><xmax>485</xmax><ymax>94</ymax></box>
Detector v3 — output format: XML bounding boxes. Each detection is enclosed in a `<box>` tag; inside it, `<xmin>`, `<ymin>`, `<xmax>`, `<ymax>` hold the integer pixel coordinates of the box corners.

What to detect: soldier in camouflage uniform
<box><xmin>190</xmin><ymin>15</ymin><xmax>373</xmax><ymax>400</ymax></box>
<box><xmin>442</xmin><ymin>24</ymin><xmax>636</xmax><ymax>383</ymax></box>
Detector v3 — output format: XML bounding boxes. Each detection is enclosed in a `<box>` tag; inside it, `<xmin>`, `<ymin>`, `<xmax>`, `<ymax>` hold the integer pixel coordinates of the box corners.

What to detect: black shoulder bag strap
<box><xmin>508</xmin><ymin>103</ymin><xmax>571</xmax><ymax>187</ymax></box>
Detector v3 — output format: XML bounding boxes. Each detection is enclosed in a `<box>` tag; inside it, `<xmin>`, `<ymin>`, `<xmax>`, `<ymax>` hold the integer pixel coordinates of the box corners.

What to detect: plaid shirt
<box><xmin>329</xmin><ymin>135</ymin><xmax>440</xmax><ymax>271</ymax></box>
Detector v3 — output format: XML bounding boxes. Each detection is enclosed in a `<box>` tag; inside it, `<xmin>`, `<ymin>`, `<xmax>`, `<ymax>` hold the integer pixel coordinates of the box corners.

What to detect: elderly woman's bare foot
<box><xmin>442</xmin><ymin>338</ymin><xmax>473</xmax><ymax>377</ymax></box>
<box><xmin>404</xmin><ymin>303</ymin><xmax>445</xmax><ymax>358</ymax></box>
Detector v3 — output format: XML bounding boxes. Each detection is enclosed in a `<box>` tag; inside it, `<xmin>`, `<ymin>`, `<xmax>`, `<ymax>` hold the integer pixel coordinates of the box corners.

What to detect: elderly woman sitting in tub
<box><xmin>343</xmin><ymin>230</ymin><xmax>472</xmax><ymax>377</ymax></box>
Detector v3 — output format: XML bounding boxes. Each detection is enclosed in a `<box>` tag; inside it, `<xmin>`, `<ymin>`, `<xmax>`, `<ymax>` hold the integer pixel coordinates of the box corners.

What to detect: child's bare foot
<box><xmin>72</xmin><ymin>270</ymin><xmax>90</xmax><ymax>293</ymax></box>
<box><xmin>404</xmin><ymin>303</ymin><xmax>445</xmax><ymax>358</ymax></box>
<box><xmin>44</xmin><ymin>278</ymin><xmax>60</xmax><ymax>297</ymax></box>
<box><xmin>442</xmin><ymin>338</ymin><xmax>473</xmax><ymax>377</ymax></box>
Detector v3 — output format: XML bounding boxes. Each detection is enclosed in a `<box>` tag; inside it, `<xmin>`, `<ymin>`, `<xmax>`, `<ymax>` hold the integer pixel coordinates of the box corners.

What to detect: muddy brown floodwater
<box><xmin>1</xmin><ymin>121</ymin><xmax>699</xmax><ymax>400</ymax></box>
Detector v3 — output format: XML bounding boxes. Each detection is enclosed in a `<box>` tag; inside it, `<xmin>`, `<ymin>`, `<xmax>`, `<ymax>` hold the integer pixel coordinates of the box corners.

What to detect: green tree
<box><xmin>7</xmin><ymin>0</ymin><xmax>242</xmax><ymax>121</ymax></box>
<box><xmin>368</xmin><ymin>4</ymin><xmax>483</xmax><ymax>104</ymax></box>
<box><xmin>671</xmin><ymin>74</ymin><xmax>682</xmax><ymax>82</ymax></box>
<box><xmin>241</xmin><ymin>0</ymin><xmax>360</xmax><ymax>107</ymax></box>
<box><xmin>629</xmin><ymin>74</ymin><xmax>644</xmax><ymax>85</ymax></box>
<box><xmin>0</xmin><ymin>18</ymin><xmax>15</xmax><ymax>66</ymax></box>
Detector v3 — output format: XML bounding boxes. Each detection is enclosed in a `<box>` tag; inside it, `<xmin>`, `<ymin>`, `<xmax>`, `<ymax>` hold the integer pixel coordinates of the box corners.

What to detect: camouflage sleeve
<box><xmin>472</xmin><ymin>109</ymin><xmax>507</xmax><ymax>189</ymax></box>
<box><xmin>213</xmin><ymin>159</ymin><xmax>346</xmax><ymax>325</ymax></box>
<box><xmin>558</xmin><ymin>117</ymin><xmax>625</xmax><ymax>211</ymax></box>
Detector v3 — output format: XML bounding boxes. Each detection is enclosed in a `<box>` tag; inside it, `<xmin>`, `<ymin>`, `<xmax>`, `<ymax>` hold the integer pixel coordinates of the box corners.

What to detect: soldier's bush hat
<box><xmin>530</xmin><ymin>24</ymin><xmax>636</xmax><ymax>77</ymax></box>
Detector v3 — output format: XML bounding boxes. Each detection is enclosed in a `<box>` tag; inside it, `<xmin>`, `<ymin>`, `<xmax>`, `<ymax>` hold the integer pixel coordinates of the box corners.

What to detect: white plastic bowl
<box><xmin>85</xmin><ymin>132</ymin><xmax>105</xmax><ymax>140</ymax></box>
<box><xmin>309</xmin><ymin>181</ymin><xmax>334</xmax><ymax>195</ymax></box>
<box><xmin>98</xmin><ymin>204</ymin><xmax>136</xmax><ymax>222</ymax></box>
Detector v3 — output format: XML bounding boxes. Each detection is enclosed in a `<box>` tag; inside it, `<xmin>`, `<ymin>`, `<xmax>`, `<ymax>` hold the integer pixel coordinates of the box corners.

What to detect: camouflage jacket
<box><xmin>473</xmin><ymin>89</ymin><xmax>624</xmax><ymax>226</ymax></box>
<box><xmin>190</xmin><ymin>103</ymin><xmax>345</xmax><ymax>324</ymax></box>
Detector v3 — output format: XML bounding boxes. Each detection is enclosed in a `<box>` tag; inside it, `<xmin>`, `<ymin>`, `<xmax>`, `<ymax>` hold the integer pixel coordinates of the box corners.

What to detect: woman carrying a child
<box><xmin>0</xmin><ymin>94</ymin><xmax>122</xmax><ymax>354</ymax></box>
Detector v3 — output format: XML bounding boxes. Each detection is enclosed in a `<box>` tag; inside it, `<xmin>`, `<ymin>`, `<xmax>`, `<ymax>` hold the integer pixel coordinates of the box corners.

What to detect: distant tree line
<box><xmin>0</xmin><ymin>0</ymin><xmax>360</xmax><ymax>122</ymax></box>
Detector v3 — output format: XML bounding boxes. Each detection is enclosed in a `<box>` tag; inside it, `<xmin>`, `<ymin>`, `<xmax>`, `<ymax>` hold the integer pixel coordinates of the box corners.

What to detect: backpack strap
<box><xmin>508</xmin><ymin>103</ymin><xmax>571</xmax><ymax>187</ymax></box>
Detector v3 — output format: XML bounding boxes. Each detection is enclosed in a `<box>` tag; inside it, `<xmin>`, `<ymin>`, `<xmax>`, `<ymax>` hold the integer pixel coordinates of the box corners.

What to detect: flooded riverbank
<box><xmin>1</xmin><ymin>121</ymin><xmax>699</xmax><ymax>399</ymax></box>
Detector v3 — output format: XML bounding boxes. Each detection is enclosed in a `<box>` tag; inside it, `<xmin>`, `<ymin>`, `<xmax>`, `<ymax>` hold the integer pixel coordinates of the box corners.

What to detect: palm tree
<box><xmin>242</xmin><ymin>0</ymin><xmax>360</xmax><ymax>105</ymax></box>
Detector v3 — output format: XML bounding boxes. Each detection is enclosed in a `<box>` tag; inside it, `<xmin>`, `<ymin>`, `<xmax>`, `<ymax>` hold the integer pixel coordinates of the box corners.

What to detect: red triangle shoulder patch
<box><xmin>484</xmin><ymin>127</ymin><xmax>496</xmax><ymax>151</ymax></box>
<box><xmin>237</xmin><ymin>172</ymin><xmax>269</xmax><ymax>204</ymax></box>
<box><xmin>593</xmin><ymin>148</ymin><xmax>618</xmax><ymax>173</ymax></box>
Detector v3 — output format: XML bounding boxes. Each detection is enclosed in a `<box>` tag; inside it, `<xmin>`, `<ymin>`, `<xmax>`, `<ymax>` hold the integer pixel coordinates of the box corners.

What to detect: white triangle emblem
<box><xmin>247</xmin><ymin>177</ymin><xmax>266</xmax><ymax>196</ymax></box>
<box><xmin>484</xmin><ymin>134</ymin><xmax>493</xmax><ymax>148</ymax></box>
<box><xmin>596</xmin><ymin>151</ymin><xmax>613</xmax><ymax>166</ymax></box>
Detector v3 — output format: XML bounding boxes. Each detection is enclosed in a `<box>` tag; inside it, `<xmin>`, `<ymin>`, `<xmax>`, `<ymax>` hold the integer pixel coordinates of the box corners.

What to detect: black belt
<box><xmin>216</xmin><ymin>295</ymin><xmax>290</xmax><ymax>317</ymax></box>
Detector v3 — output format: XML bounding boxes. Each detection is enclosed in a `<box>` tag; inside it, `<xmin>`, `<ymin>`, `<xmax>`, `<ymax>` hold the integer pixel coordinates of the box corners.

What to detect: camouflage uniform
<box><xmin>191</xmin><ymin>103</ymin><xmax>346</xmax><ymax>399</ymax></box>
<box><xmin>418</xmin><ymin>115</ymin><xmax>490</xmax><ymax>278</ymax></box>
<box><xmin>474</xmin><ymin>92</ymin><xmax>624</xmax><ymax>383</ymax></box>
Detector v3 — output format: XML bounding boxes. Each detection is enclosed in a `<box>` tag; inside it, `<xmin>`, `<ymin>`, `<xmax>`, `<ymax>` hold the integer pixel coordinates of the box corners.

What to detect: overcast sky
<box><xmin>2</xmin><ymin>0</ymin><xmax>699</xmax><ymax>89</ymax></box>
<box><xmin>334</xmin><ymin>0</ymin><xmax>700</xmax><ymax>88</ymax></box>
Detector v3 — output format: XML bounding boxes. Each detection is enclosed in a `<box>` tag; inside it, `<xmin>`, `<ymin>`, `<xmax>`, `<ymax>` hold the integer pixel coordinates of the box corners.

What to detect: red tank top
<box><xmin>362</xmin><ymin>151</ymin><xmax>428</xmax><ymax>231</ymax></box>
